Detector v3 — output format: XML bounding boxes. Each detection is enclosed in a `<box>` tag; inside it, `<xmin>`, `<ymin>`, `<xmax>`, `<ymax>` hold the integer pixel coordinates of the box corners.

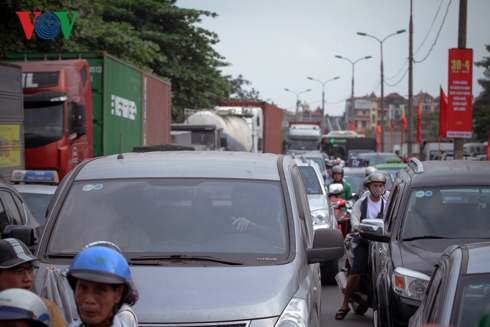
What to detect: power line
<box><xmin>414</xmin><ymin>0</ymin><xmax>452</xmax><ymax>64</ymax></box>
<box><xmin>384</xmin><ymin>68</ymin><xmax>409</xmax><ymax>87</ymax></box>
<box><xmin>414</xmin><ymin>0</ymin><xmax>445</xmax><ymax>56</ymax></box>
<box><xmin>385</xmin><ymin>59</ymin><xmax>409</xmax><ymax>80</ymax></box>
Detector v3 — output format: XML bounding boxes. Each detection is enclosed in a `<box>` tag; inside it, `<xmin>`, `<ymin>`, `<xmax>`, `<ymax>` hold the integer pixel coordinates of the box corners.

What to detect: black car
<box><xmin>409</xmin><ymin>242</ymin><xmax>490</xmax><ymax>327</ymax></box>
<box><xmin>360</xmin><ymin>159</ymin><xmax>490</xmax><ymax>327</ymax></box>
<box><xmin>0</xmin><ymin>179</ymin><xmax>41</xmax><ymax>244</ymax></box>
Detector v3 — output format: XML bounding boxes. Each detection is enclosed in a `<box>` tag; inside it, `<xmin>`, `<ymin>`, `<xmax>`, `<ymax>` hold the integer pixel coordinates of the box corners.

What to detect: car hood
<box><xmin>35</xmin><ymin>262</ymin><xmax>299</xmax><ymax>323</ymax></box>
<box><xmin>307</xmin><ymin>194</ymin><xmax>327</xmax><ymax>211</ymax></box>
<box><xmin>399</xmin><ymin>238</ymin><xmax>490</xmax><ymax>276</ymax></box>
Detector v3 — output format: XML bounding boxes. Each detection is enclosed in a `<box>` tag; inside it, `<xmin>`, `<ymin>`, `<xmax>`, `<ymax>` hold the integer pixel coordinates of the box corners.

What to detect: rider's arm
<box><xmin>350</xmin><ymin>198</ymin><xmax>363</xmax><ymax>232</ymax></box>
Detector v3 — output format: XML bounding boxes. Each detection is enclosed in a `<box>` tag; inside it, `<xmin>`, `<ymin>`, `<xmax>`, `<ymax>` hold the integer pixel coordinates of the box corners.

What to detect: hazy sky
<box><xmin>177</xmin><ymin>0</ymin><xmax>490</xmax><ymax>116</ymax></box>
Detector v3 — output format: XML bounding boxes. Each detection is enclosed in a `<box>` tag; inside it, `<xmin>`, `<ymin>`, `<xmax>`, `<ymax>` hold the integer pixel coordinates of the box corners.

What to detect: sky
<box><xmin>176</xmin><ymin>0</ymin><xmax>490</xmax><ymax>117</ymax></box>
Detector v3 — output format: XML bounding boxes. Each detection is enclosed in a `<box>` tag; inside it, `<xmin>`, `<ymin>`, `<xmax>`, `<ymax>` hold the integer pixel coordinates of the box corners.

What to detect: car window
<box><xmin>291</xmin><ymin>166</ymin><xmax>313</xmax><ymax>248</ymax></box>
<box><xmin>0</xmin><ymin>191</ymin><xmax>24</xmax><ymax>226</ymax></box>
<box><xmin>401</xmin><ymin>187</ymin><xmax>490</xmax><ymax>239</ymax></box>
<box><xmin>19</xmin><ymin>192</ymin><xmax>52</xmax><ymax>226</ymax></box>
<box><xmin>451</xmin><ymin>273</ymin><xmax>490</xmax><ymax>327</ymax></box>
<box><xmin>308</xmin><ymin>157</ymin><xmax>326</xmax><ymax>173</ymax></box>
<box><xmin>426</xmin><ymin>266</ymin><xmax>444</xmax><ymax>323</ymax></box>
<box><xmin>385</xmin><ymin>185</ymin><xmax>399</xmax><ymax>234</ymax></box>
<box><xmin>298</xmin><ymin>166</ymin><xmax>323</xmax><ymax>195</ymax></box>
<box><xmin>48</xmin><ymin>179</ymin><xmax>289</xmax><ymax>264</ymax></box>
<box><xmin>343</xmin><ymin>172</ymin><xmax>365</xmax><ymax>194</ymax></box>
<box><xmin>0</xmin><ymin>200</ymin><xmax>12</xmax><ymax>233</ymax></box>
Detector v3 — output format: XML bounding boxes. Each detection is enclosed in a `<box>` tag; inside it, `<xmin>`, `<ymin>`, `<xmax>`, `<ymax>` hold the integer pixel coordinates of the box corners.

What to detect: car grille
<box><xmin>139</xmin><ymin>323</ymin><xmax>248</xmax><ymax>327</ymax></box>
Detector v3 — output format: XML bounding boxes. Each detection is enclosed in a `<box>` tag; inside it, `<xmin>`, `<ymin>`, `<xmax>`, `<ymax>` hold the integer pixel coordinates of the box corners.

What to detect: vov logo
<box><xmin>16</xmin><ymin>11</ymin><xmax>78</xmax><ymax>40</ymax></box>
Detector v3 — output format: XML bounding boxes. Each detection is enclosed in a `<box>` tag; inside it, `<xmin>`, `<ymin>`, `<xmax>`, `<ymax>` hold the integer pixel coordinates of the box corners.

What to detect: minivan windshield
<box><xmin>48</xmin><ymin>179</ymin><xmax>289</xmax><ymax>263</ymax></box>
<box><xmin>402</xmin><ymin>187</ymin><xmax>490</xmax><ymax>239</ymax></box>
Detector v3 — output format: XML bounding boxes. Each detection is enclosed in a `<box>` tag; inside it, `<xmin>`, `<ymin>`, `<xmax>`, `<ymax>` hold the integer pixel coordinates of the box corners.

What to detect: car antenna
<box><xmin>117</xmin><ymin>134</ymin><xmax>124</xmax><ymax>159</ymax></box>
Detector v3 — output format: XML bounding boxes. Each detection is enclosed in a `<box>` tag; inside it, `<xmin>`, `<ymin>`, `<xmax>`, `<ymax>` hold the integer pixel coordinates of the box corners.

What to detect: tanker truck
<box><xmin>179</xmin><ymin>109</ymin><xmax>253</xmax><ymax>152</ymax></box>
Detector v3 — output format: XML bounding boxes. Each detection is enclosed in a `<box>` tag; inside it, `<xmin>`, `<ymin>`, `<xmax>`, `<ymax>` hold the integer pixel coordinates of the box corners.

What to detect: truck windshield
<box><xmin>24</xmin><ymin>102</ymin><xmax>64</xmax><ymax>148</ymax></box>
<box><xmin>190</xmin><ymin>131</ymin><xmax>215</xmax><ymax>150</ymax></box>
<box><xmin>289</xmin><ymin>139</ymin><xmax>319</xmax><ymax>151</ymax></box>
<box><xmin>322</xmin><ymin>143</ymin><xmax>347</xmax><ymax>159</ymax></box>
<box><xmin>47</xmin><ymin>179</ymin><xmax>289</xmax><ymax>265</ymax></box>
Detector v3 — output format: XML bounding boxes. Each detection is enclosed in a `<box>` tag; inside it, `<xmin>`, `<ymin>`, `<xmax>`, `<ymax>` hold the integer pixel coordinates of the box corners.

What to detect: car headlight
<box><xmin>311</xmin><ymin>209</ymin><xmax>331</xmax><ymax>227</ymax></box>
<box><xmin>275</xmin><ymin>298</ymin><xmax>307</xmax><ymax>327</ymax></box>
<box><xmin>392</xmin><ymin>267</ymin><xmax>430</xmax><ymax>301</ymax></box>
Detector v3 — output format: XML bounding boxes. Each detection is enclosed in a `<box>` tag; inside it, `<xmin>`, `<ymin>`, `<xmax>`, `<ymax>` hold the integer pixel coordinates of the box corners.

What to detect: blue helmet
<box><xmin>67</xmin><ymin>246</ymin><xmax>131</xmax><ymax>291</ymax></box>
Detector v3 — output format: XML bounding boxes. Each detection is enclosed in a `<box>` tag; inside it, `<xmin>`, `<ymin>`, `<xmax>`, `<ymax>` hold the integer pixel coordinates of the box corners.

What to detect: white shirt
<box><xmin>69</xmin><ymin>314</ymin><xmax>129</xmax><ymax>327</ymax></box>
<box><xmin>366</xmin><ymin>196</ymin><xmax>383</xmax><ymax>219</ymax></box>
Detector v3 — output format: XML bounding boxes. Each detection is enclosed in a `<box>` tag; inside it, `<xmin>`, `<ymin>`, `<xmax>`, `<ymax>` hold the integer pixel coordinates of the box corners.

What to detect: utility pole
<box><xmin>454</xmin><ymin>0</ymin><xmax>467</xmax><ymax>159</ymax></box>
<box><xmin>407</xmin><ymin>0</ymin><xmax>414</xmax><ymax>157</ymax></box>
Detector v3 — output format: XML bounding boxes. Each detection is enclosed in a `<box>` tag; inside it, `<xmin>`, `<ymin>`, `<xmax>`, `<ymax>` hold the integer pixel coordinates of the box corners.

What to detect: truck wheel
<box><xmin>321</xmin><ymin>259</ymin><xmax>339</xmax><ymax>285</ymax></box>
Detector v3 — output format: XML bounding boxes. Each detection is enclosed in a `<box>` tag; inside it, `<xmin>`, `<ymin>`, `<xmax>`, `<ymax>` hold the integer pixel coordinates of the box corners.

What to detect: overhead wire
<box><xmin>414</xmin><ymin>0</ymin><xmax>452</xmax><ymax>64</ymax></box>
<box><xmin>414</xmin><ymin>0</ymin><xmax>445</xmax><ymax>56</ymax></box>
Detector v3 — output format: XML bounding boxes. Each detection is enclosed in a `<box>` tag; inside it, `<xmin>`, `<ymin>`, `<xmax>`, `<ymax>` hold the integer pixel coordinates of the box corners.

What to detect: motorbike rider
<box><xmin>326</xmin><ymin>165</ymin><xmax>352</xmax><ymax>201</ymax></box>
<box><xmin>0</xmin><ymin>239</ymin><xmax>66</xmax><ymax>327</ymax></box>
<box><xmin>0</xmin><ymin>288</ymin><xmax>51</xmax><ymax>327</ymax></box>
<box><xmin>335</xmin><ymin>172</ymin><xmax>389</xmax><ymax>320</ymax></box>
<box><xmin>357</xmin><ymin>166</ymin><xmax>377</xmax><ymax>199</ymax></box>
<box><xmin>66</xmin><ymin>246</ymin><xmax>133</xmax><ymax>327</ymax></box>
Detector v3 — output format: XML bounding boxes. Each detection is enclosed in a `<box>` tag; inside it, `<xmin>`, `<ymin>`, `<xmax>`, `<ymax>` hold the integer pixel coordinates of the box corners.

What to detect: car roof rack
<box><xmin>407</xmin><ymin>158</ymin><xmax>424</xmax><ymax>174</ymax></box>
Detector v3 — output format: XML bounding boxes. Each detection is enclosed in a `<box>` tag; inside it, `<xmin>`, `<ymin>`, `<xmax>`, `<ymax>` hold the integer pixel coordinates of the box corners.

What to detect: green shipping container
<box><xmin>4</xmin><ymin>52</ymin><xmax>144</xmax><ymax>157</ymax></box>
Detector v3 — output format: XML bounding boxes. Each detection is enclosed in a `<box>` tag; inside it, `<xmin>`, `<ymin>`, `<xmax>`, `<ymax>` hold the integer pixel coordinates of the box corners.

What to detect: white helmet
<box><xmin>0</xmin><ymin>288</ymin><xmax>51</xmax><ymax>327</ymax></box>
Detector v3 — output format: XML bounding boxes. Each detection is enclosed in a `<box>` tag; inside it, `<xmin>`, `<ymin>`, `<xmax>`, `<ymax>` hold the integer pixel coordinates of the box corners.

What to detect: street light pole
<box><xmin>284</xmin><ymin>88</ymin><xmax>311</xmax><ymax>118</ymax></box>
<box><xmin>335</xmin><ymin>55</ymin><xmax>372</xmax><ymax>130</ymax></box>
<box><xmin>306</xmin><ymin>76</ymin><xmax>339</xmax><ymax>133</ymax></box>
<box><xmin>357</xmin><ymin>29</ymin><xmax>406</xmax><ymax>152</ymax></box>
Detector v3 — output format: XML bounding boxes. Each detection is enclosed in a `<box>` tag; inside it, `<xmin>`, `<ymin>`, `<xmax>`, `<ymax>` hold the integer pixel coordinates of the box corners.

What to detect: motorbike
<box><xmin>335</xmin><ymin>232</ymin><xmax>374</xmax><ymax>315</ymax></box>
<box><xmin>331</xmin><ymin>197</ymin><xmax>353</xmax><ymax>239</ymax></box>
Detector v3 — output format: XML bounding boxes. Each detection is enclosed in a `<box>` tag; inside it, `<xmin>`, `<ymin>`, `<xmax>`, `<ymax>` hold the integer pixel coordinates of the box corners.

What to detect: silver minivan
<box><xmin>32</xmin><ymin>151</ymin><xmax>344</xmax><ymax>327</ymax></box>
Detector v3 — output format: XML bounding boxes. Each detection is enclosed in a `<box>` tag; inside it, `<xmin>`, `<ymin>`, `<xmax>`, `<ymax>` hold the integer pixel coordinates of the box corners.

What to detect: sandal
<box><xmin>335</xmin><ymin>307</ymin><xmax>351</xmax><ymax>320</ymax></box>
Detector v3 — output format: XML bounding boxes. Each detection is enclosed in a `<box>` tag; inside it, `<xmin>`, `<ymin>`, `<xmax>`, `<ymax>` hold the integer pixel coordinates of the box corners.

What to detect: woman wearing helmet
<box><xmin>81</xmin><ymin>242</ymin><xmax>138</xmax><ymax>327</ymax></box>
<box><xmin>335</xmin><ymin>172</ymin><xmax>389</xmax><ymax>320</ymax></box>
<box><xmin>67</xmin><ymin>246</ymin><xmax>133</xmax><ymax>327</ymax></box>
<box><xmin>326</xmin><ymin>165</ymin><xmax>352</xmax><ymax>200</ymax></box>
<box><xmin>0</xmin><ymin>288</ymin><xmax>51</xmax><ymax>327</ymax></box>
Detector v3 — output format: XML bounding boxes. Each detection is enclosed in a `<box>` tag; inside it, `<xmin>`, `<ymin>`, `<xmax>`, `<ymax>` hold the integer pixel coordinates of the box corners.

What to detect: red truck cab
<box><xmin>15</xmin><ymin>60</ymin><xmax>92</xmax><ymax>180</ymax></box>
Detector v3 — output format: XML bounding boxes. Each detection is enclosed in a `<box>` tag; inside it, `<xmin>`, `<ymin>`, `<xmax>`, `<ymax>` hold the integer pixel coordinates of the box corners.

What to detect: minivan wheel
<box><xmin>351</xmin><ymin>300</ymin><xmax>369</xmax><ymax>315</ymax></box>
<box><xmin>321</xmin><ymin>259</ymin><xmax>339</xmax><ymax>285</ymax></box>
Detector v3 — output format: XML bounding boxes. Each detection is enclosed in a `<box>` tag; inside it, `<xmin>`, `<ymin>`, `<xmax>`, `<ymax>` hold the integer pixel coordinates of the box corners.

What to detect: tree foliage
<box><xmin>0</xmin><ymin>0</ymin><xmax>260</xmax><ymax>122</ymax></box>
<box><xmin>473</xmin><ymin>44</ymin><xmax>490</xmax><ymax>142</ymax></box>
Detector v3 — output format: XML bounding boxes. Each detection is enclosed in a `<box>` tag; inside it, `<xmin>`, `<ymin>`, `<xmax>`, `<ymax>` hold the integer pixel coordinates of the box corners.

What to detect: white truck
<box><xmin>179</xmin><ymin>109</ymin><xmax>255</xmax><ymax>152</ymax></box>
<box><xmin>287</xmin><ymin>122</ymin><xmax>322</xmax><ymax>154</ymax></box>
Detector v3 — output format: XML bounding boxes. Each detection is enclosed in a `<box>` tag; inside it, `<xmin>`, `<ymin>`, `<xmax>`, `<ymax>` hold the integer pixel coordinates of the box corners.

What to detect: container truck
<box><xmin>171</xmin><ymin>124</ymin><xmax>227</xmax><ymax>151</ymax></box>
<box><xmin>0</xmin><ymin>62</ymin><xmax>24</xmax><ymax>182</ymax></box>
<box><xmin>4</xmin><ymin>52</ymin><xmax>171</xmax><ymax>180</ymax></box>
<box><xmin>287</xmin><ymin>121</ymin><xmax>322</xmax><ymax>154</ymax></box>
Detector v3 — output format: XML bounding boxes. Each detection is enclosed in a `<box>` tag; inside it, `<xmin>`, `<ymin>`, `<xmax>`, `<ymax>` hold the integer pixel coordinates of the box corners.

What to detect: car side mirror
<box><xmin>307</xmin><ymin>228</ymin><xmax>344</xmax><ymax>264</ymax></box>
<box><xmin>328</xmin><ymin>183</ymin><xmax>344</xmax><ymax>197</ymax></box>
<box><xmin>2</xmin><ymin>226</ymin><xmax>36</xmax><ymax>247</ymax></box>
<box><xmin>359</xmin><ymin>218</ymin><xmax>390</xmax><ymax>243</ymax></box>
<box><xmin>75</xmin><ymin>103</ymin><xmax>87</xmax><ymax>137</ymax></box>
<box><xmin>220</xmin><ymin>137</ymin><xmax>227</xmax><ymax>148</ymax></box>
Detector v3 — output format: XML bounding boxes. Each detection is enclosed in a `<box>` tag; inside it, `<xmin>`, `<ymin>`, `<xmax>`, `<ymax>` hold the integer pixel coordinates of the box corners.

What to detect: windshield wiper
<box><xmin>402</xmin><ymin>236</ymin><xmax>449</xmax><ymax>241</ymax></box>
<box><xmin>129</xmin><ymin>254</ymin><xmax>243</xmax><ymax>266</ymax></box>
<box><xmin>46</xmin><ymin>252</ymin><xmax>78</xmax><ymax>258</ymax></box>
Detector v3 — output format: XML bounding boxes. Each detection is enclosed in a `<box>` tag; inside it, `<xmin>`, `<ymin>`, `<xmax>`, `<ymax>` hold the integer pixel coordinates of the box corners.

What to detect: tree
<box><xmin>473</xmin><ymin>44</ymin><xmax>490</xmax><ymax>142</ymax></box>
<box><xmin>225</xmin><ymin>74</ymin><xmax>262</xmax><ymax>101</ymax></box>
<box><xmin>0</xmin><ymin>0</ymin><xmax>236</xmax><ymax>122</ymax></box>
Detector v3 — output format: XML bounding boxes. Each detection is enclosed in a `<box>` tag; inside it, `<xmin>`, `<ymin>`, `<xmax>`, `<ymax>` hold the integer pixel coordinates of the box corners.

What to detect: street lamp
<box><xmin>335</xmin><ymin>55</ymin><xmax>371</xmax><ymax>130</ymax></box>
<box><xmin>357</xmin><ymin>29</ymin><xmax>406</xmax><ymax>151</ymax></box>
<box><xmin>284</xmin><ymin>88</ymin><xmax>311</xmax><ymax>117</ymax></box>
<box><xmin>306</xmin><ymin>76</ymin><xmax>340</xmax><ymax>133</ymax></box>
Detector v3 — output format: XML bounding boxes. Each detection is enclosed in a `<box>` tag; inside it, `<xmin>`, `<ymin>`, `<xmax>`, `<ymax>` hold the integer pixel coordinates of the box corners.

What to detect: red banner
<box><xmin>390</xmin><ymin>119</ymin><xmax>395</xmax><ymax>150</ymax></box>
<box><xmin>375</xmin><ymin>125</ymin><xmax>381</xmax><ymax>151</ymax></box>
<box><xmin>439</xmin><ymin>87</ymin><xmax>448</xmax><ymax>138</ymax></box>
<box><xmin>417</xmin><ymin>103</ymin><xmax>422</xmax><ymax>143</ymax></box>
<box><xmin>447</xmin><ymin>48</ymin><xmax>473</xmax><ymax>138</ymax></box>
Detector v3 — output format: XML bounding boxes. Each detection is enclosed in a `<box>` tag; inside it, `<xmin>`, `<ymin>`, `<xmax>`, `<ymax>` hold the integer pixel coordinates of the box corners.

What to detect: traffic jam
<box><xmin>1</xmin><ymin>2</ymin><xmax>490</xmax><ymax>327</ymax></box>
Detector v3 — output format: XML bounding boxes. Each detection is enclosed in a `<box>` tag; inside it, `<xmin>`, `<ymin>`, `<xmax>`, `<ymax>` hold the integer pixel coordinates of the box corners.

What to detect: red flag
<box><xmin>439</xmin><ymin>87</ymin><xmax>448</xmax><ymax>138</ymax></box>
<box><xmin>401</xmin><ymin>113</ymin><xmax>407</xmax><ymax>145</ymax></box>
<box><xmin>487</xmin><ymin>133</ymin><xmax>490</xmax><ymax>159</ymax></box>
<box><xmin>375</xmin><ymin>125</ymin><xmax>382</xmax><ymax>151</ymax></box>
<box><xmin>416</xmin><ymin>103</ymin><xmax>422</xmax><ymax>143</ymax></box>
